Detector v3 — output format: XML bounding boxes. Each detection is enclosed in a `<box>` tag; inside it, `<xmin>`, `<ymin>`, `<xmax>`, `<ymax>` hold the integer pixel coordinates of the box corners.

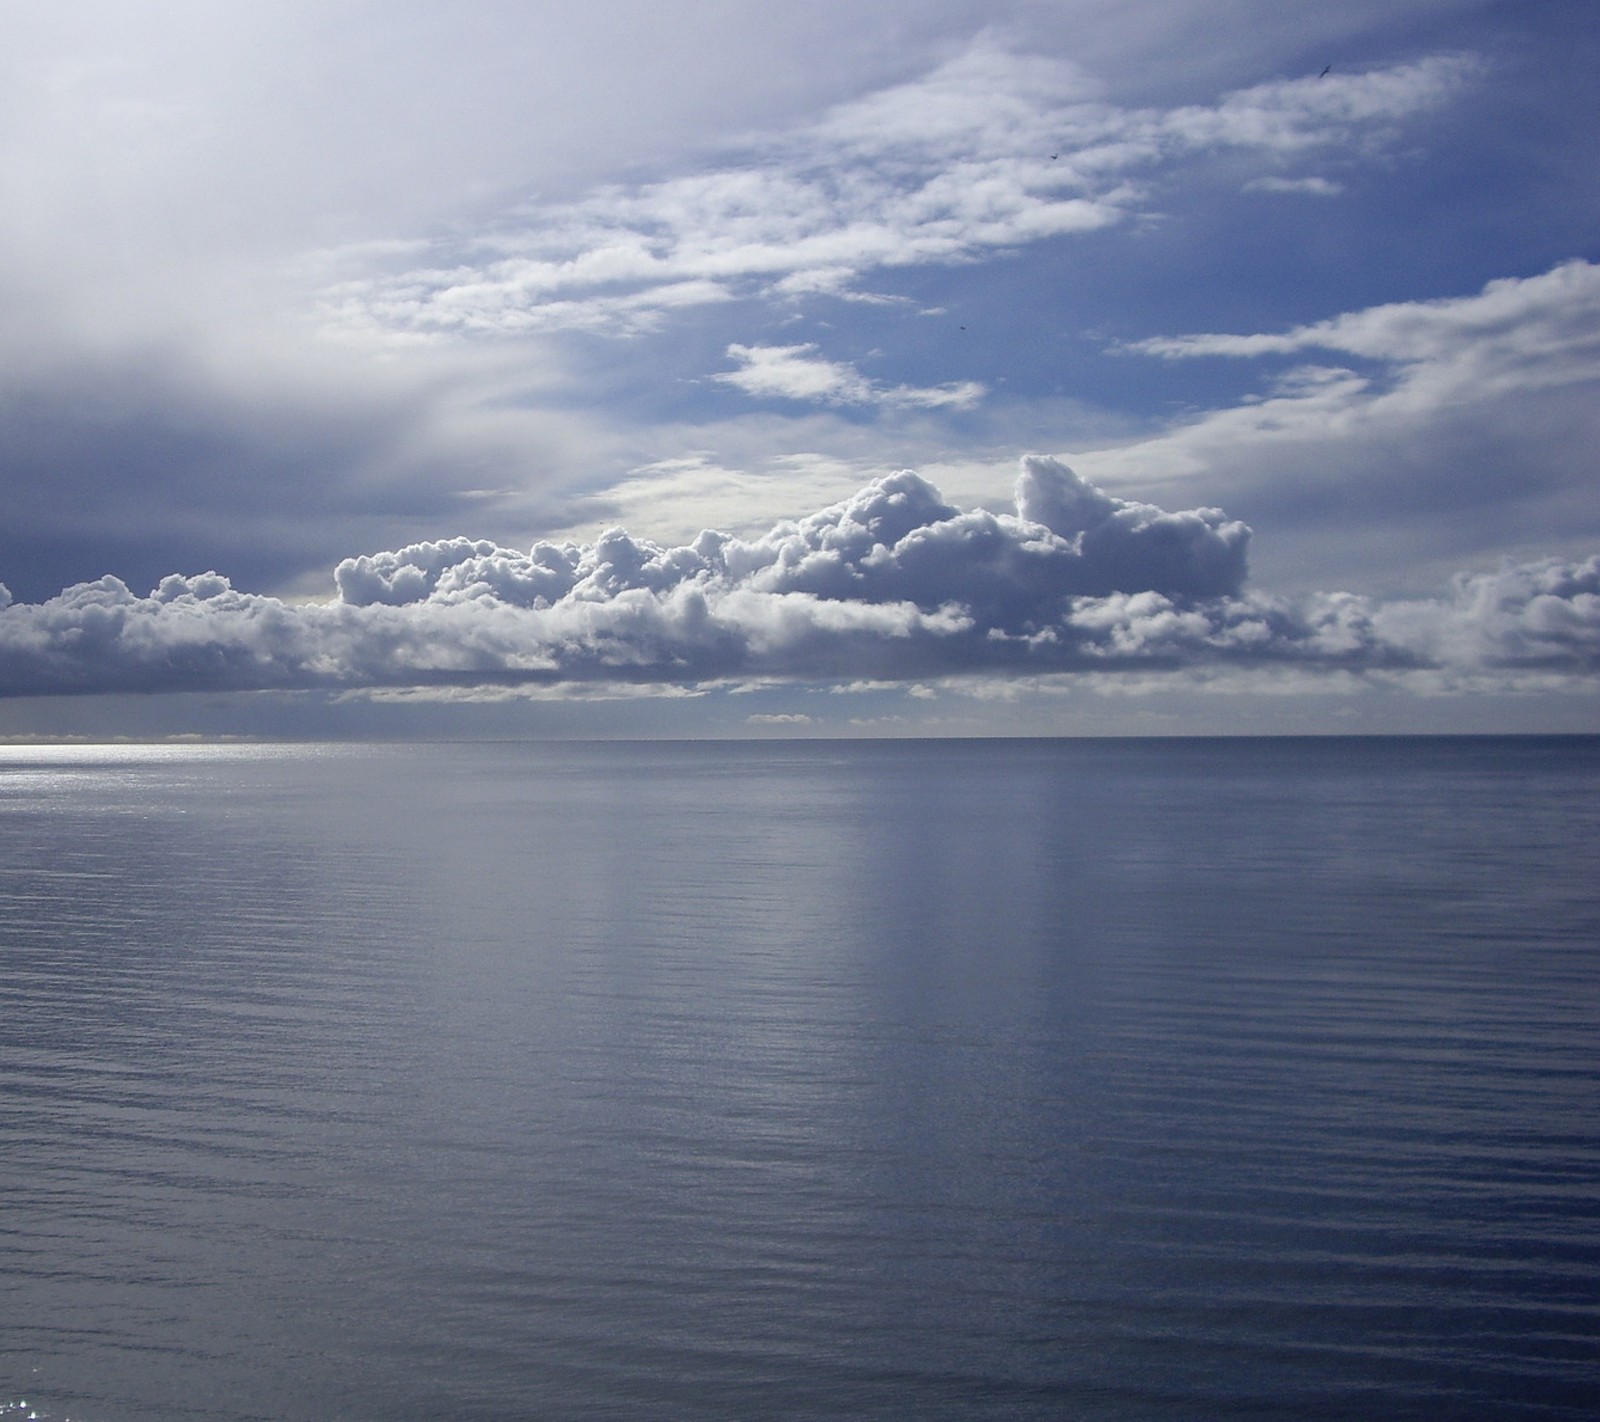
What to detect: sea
<box><xmin>1</xmin><ymin>735</ymin><xmax>1596</xmax><ymax>1422</ymax></box>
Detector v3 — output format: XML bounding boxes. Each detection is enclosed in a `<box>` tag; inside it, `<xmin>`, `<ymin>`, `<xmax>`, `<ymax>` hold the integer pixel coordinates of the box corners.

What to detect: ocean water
<box><xmin>1</xmin><ymin>735</ymin><xmax>1597</xmax><ymax>1422</ymax></box>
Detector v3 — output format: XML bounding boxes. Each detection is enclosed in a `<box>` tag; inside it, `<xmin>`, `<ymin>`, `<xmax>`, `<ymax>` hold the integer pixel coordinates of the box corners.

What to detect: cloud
<box><xmin>1372</xmin><ymin>557</ymin><xmax>1600</xmax><ymax>673</ymax></box>
<box><xmin>2</xmin><ymin>458</ymin><xmax>1594</xmax><ymax>699</ymax></box>
<box><xmin>0</xmin><ymin>15</ymin><xmax>1506</xmax><ymax>610</ymax></box>
<box><xmin>0</xmin><ymin>335</ymin><xmax>621</xmax><ymax>603</ymax></box>
<box><xmin>1127</xmin><ymin>260</ymin><xmax>1600</xmax><ymax>378</ymax></box>
<box><xmin>1243</xmin><ymin>175</ymin><xmax>1342</xmax><ymax>195</ymax></box>
<box><xmin>1085</xmin><ymin>261</ymin><xmax>1600</xmax><ymax>588</ymax></box>
<box><xmin>328</xmin><ymin>457</ymin><xmax>1249</xmax><ymax>618</ymax></box>
<box><xmin>715</xmin><ymin>343</ymin><xmax>985</xmax><ymax>409</ymax></box>
<box><xmin>325</xmin><ymin>45</ymin><xmax>1475</xmax><ymax>340</ymax></box>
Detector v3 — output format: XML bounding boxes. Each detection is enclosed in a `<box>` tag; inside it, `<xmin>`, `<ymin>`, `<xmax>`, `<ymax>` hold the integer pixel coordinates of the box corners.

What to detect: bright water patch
<box><xmin>2</xmin><ymin>737</ymin><xmax>1598</xmax><ymax>1420</ymax></box>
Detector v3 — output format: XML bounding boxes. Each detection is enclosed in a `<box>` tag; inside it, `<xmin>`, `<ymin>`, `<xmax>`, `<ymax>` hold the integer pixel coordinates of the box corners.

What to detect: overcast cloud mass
<box><xmin>1</xmin><ymin>0</ymin><xmax>1597</xmax><ymax>734</ymax></box>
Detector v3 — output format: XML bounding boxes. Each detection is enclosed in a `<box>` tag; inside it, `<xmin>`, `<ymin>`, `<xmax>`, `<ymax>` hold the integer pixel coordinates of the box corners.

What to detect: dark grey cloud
<box><xmin>0</xmin><ymin>345</ymin><xmax>598</xmax><ymax>604</ymax></box>
<box><xmin>2</xmin><ymin>459</ymin><xmax>1596</xmax><ymax>699</ymax></box>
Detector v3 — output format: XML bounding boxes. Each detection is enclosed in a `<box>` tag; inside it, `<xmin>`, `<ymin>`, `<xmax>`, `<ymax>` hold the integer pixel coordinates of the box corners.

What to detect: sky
<box><xmin>1</xmin><ymin>0</ymin><xmax>1597</xmax><ymax>738</ymax></box>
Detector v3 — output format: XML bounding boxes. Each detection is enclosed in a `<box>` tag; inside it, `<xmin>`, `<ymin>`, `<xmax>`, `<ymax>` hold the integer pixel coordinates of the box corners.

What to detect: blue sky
<box><xmin>1</xmin><ymin>0</ymin><xmax>1597</xmax><ymax>737</ymax></box>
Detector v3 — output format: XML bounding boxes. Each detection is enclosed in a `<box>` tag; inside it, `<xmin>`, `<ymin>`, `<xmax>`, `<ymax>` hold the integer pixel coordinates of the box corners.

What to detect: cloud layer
<box><xmin>2</xmin><ymin>459</ymin><xmax>1594</xmax><ymax>699</ymax></box>
<box><xmin>324</xmin><ymin>47</ymin><xmax>1475</xmax><ymax>340</ymax></box>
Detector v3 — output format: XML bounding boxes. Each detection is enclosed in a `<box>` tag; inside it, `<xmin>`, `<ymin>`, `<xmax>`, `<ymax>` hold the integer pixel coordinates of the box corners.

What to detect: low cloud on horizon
<box><xmin>2</xmin><ymin>459</ymin><xmax>1594</xmax><ymax>705</ymax></box>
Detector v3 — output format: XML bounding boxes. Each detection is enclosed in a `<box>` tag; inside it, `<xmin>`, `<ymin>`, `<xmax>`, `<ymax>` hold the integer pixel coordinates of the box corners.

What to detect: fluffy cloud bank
<box><xmin>1</xmin><ymin>459</ymin><xmax>1595</xmax><ymax>698</ymax></box>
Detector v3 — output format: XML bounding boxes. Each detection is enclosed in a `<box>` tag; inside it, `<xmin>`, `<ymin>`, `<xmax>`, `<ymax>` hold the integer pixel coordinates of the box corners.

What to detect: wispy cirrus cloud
<box><xmin>1127</xmin><ymin>259</ymin><xmax>1600</xmax><ymax>379</ymax></box>
<box><xmin>714</xmin><ymin>343</ymin><xmax>985</xmax><ymax>409</ymax></box>
<box><xmin>1083</xmin><ymin>261</ymin><xmax>1600</xmax><ymax>588</ymax></box>
<box><xmin>1243</xmin><ymin>175</ymin><xmax>1343</xmax><ymax>195</ymax></box>
<box><xmin>321</xmin><ymin>45</ymin><xmax>1477</xmax><ymax>342</ymax></box>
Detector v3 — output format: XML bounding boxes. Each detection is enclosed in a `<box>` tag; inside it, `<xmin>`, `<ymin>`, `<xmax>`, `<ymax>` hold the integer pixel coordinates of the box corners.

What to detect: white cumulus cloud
<box><xmin>2</xmin><ymin>458</ymin><xmax>1595</xmax><ymax>700</ymax></box>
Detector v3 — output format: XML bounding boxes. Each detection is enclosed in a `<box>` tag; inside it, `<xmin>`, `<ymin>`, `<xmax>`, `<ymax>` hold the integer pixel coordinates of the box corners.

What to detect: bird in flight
<box><xmin>1319</xmin><ymin>64</ymin><xmax>1332</xmax><ymax>78</ymax></box>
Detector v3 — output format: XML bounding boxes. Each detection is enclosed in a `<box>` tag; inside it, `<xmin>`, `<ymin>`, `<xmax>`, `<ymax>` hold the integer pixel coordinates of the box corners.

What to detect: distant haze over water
<box><xmin>2</xmin><ymin>737</ymin><xmax>1597</xmax><ymax>1420</ymax></box>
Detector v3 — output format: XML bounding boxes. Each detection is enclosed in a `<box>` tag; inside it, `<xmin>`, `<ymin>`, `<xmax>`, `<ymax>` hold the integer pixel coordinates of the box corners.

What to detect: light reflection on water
<box><xmin>2</xmin><ymin>737</ymin><xmax>1598</xmax><ymax>1421</ymax></box>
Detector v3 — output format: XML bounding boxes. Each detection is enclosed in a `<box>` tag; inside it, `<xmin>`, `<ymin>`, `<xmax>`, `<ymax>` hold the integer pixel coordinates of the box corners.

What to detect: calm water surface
<box><xmin>1</xmin><ymin>737</ymin><xmax>1597</xmax><ymax>1420</ymax></box>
